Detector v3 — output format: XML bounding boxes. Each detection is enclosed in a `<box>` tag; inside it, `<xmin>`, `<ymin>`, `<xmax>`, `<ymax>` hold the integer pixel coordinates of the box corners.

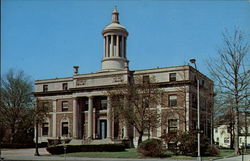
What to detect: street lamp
<box><xmin>34</xmin><ymin>116</ymin><xmax>40</xmax><ymax>156</ymax></box>
<box><xmin>189</xmin><ymin>58</ymin><xmax>201</xmax><ymax>161</ymax></box>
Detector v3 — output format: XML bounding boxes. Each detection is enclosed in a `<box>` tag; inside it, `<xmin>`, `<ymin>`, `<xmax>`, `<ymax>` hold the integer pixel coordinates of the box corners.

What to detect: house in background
<box><xmin>34</xmin><ymin>8</ymin><xmax>214</xmax><ymax>147</ymax></box>
<box><xmin>214</xmin><ymin>123</ymin><xmax>250</xmax><ymax>148</ymax></box>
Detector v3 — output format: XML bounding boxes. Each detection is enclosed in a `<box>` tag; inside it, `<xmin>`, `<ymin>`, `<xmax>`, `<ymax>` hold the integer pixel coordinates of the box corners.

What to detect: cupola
<box><xmin>101</xmin><ymin>7</ymin><xmax>129</xmax><ymax>71</ymax></box>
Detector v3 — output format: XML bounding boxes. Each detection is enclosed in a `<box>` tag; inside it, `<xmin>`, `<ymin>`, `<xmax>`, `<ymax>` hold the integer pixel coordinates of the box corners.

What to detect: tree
<box><xmin>34</xmin><ymin>98</ymin><xmax>50</xmax><ymax>156</ymax></box>
<box><xmin>0</xmin><ymin>69</ymin><xmax>34</xmax><ymax>144</ymax></box>
<box><xmin>207</xmin><ymin>28</ymin><xmax>250</xmax><ymax>154</ymax></box>
<box><xmin>108</xmin><ymin>76</ymin><xmax>161</xmax><ymax>146</ymax></box>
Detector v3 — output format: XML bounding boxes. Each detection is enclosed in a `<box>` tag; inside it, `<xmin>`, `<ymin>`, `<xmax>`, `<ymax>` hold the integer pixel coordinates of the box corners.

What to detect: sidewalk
<box><xmin>214</xmin><ymin>154</ymin><xmax>250</xmax><ymax>161</ymax></box>
<box><xmin>1</xmin><ymin>148</ymin><xmax>250</xmax><ymax>161</ymax></box>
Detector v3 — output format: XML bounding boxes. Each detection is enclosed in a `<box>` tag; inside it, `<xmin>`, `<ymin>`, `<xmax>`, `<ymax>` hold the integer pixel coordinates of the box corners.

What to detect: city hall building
<box><xmin>34</xmin><ymin>8</ymin><xmax>214</xmax><ymax>146</ymax></box>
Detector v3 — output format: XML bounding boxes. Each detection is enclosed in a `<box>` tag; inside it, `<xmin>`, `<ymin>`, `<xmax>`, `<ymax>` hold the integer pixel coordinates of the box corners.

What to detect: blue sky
<box><xmin>2</xmin><ymin>0</ymin><xmax>250</xmax><ymax>81</ymax></box>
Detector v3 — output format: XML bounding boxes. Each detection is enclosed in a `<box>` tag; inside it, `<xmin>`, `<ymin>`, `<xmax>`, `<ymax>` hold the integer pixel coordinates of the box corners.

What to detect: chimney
<box><xmin>73</xmin><ymin>66</ymin><xmax>79</xmax><ymax>74</ymax></box>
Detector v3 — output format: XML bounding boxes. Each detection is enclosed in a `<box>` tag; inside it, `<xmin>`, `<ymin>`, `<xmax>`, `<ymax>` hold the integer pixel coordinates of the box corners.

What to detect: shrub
<box><xmin>161</xmin><ymin>132</ymin><xmax>179</xmax><ymax>155</ymax></box>
<box><xmin>137</xmin><ymin>138</ymin><xmax>163</xmax><ymax>157</ymax></box>
<box><xmin>46</xmin><ymin>144</ymin><xmax>126</xmax><ymax>155</ymax></box>
<box><xmin>177</xmin><ymin>131</ymin><xmax>219</xmax><ymax>157</ymax></box>
<box><xmin>178</xmin><ymin>131</ymin><xmax>197</xmax><ymax>156</ymax></box>
<box><xmin>204</xmin><ymin>145</ymin><xmax>220</xmax><ymax>156</ymax></box>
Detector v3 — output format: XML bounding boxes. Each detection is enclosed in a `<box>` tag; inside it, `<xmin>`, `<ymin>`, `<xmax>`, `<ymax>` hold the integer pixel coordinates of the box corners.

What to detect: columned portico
<box><xmin>88</xmin><ymin>96</ymin><xmax>93</xmax><ymax>139</ymax></box>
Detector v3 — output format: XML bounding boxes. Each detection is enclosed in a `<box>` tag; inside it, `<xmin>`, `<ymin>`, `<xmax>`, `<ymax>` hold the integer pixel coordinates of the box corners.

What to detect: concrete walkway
<box><xmin>214</xmin><ymin>154</ymin><xmax>250</xmax><ymax>161</ymax></box>
<box><xmin>1</xmin><ymin>148</ymin><xmax>250</xmax><ymax>161</ymax></box>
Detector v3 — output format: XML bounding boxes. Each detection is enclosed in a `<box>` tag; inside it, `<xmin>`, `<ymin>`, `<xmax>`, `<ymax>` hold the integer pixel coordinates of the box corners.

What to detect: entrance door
<box><xmin>99</xmin><ymin>120</ymin><xmax>107</xmax><ymax>139</ymax></box>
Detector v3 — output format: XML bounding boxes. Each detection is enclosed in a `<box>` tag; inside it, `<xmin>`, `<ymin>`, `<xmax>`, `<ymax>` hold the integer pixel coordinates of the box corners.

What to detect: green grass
<box><xmin>60</xmin><ymin>148</ymin><xmax>142</xmax><ymax>158</ymax></box>
<box><xmin>55</xmin><ymin>148</ymin><xmax>248</xmax><ymax>160</ymax></box>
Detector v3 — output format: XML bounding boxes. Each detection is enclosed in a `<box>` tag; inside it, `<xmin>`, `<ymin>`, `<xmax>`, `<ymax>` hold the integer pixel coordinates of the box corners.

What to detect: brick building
<box><xmin>34</xmin><ymin>8</ymin><xmax>214</xmax><ymax>146</ymax></box>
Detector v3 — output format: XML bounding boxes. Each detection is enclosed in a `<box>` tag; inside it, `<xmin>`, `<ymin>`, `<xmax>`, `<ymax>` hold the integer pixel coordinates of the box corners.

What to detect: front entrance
<box><xmin>99</xmin><ymin>120</ymin><xmax>107</xmax><ymax>139</ymax></box>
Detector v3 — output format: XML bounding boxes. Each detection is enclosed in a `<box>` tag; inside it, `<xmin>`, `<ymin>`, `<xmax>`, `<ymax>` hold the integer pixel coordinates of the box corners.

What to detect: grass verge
<box><xmin>56</xmin><ymin>148</ymin><xmax>248</xmax><ymax>160</ymax></box>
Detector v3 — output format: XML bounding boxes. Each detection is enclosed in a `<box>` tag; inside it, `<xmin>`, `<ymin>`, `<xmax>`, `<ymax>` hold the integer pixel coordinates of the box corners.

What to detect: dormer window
<box><xmin>169</xmin><ymin>73</ymin><xmax>176</xmax><ymax>82</ymax></box>
<box><xmin>62</xmin><ymin>83</ymin><xmax>68</xmax><ymax>90</ymax></box>
<box><xmin>43</xmin><ymin>85</ymin><xmax>48</xmax><ymax>92</ymax></box>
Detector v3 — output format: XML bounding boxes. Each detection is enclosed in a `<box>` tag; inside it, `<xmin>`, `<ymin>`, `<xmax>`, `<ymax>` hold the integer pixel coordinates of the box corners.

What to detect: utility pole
<box><xmin>190</xmin><ymin>58</ymin><xmax>201</xmax><ymax>161</ymax></box>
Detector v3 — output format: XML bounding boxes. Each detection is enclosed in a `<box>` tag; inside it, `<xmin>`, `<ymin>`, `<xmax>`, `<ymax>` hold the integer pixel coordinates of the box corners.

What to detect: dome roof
<box><xmin>103</xmin><ymin>23</ymin><xmax>128</xmax><ymax>33</ymax></box>
<box><xmin>102</xmin><ymin>7</ymin><xmax>128</xmax><ymax>35</ymax></box>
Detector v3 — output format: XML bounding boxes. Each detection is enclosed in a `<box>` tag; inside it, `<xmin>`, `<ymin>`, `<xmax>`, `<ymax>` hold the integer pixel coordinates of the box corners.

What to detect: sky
<box><xmin>2</xmin><ymin>0</ymin><xmax>250</xmax><ymax>81</ymax></box>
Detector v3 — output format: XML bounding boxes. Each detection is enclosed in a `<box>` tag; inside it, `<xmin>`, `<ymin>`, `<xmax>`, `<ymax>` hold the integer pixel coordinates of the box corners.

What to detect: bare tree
<box><xmin>0</xmin><ymin>69</ymin><xmax>33</xmax><ymax>144</ymax></box>
<box><xmin>208</xmin><ymin>28</ymin><xmax>250</xmax><ymax>154</ymax></box>
<box><xmin>108</xmin><ymin>76</ymin><xmax>161</xmax><ymax>146</ymax></box>
<box><xmin>34</xmin><ymin>98</ymin><xmax>50</xmax><ymax>156</ymax></box>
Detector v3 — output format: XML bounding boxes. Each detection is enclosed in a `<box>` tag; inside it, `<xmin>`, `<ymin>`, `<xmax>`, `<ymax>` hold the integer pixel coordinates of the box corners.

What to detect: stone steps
<box><xmin>69</xmin><ymin>138</ymin><xmax>117</xmax><ymax>145</ymax></box>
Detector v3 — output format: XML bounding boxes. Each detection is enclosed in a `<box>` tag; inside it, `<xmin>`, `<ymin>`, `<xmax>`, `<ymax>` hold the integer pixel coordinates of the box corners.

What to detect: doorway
<box><xmin>99</xmin><ymin>120</ymin><xmax>107</xmax><ymax>139</ymax></box>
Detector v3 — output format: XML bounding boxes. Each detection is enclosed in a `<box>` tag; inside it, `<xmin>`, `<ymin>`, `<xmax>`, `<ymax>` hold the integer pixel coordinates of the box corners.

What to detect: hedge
<box><xmin>46</xmin><ymin>144</ymin><xmax>126</xmax><ymax>154</ymax></box>
<box><xmin>1</xmin><ymin>142</ymin><xmax>48</xmax><ymax>149</ymax></box>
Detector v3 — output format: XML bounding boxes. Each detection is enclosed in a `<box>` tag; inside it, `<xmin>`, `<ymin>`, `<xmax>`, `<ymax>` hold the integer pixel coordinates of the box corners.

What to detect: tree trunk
<box><xmin>34</xmin><ymin>119</ymin><xmax>40</xmax><ymax>156</ymax></box>
<box><xmin>234</xmin><ymin>107</ymin><xmax>240</xmax><ymax>154</ymax></box>
<box><xmin>137</xmin><ymin>132</ymin><xmax>143</xmax><ymax>146</ymax></box>
<box><xmin>230</xmin><ymin>129</ymin><xmax>234</xmax><ymax>149</ymax></box>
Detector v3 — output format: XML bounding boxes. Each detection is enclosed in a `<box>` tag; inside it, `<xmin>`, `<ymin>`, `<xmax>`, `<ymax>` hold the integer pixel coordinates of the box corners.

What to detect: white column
<box><xmin>111</xmin><ymin>35</ymin><xmax>114</xmax><ymax>56</ymax></box>
<box><xmin>123</xmin><ymin>97</ymin><xmax>128</xmax><ymax>139</ymax></box>
<box><xmin>52</xmin><ymin>100</ymin><xmax>57</xmax><ymax>137</ymax></box>
<box><xmin>103</xmin><ymin>36</ymin><xmax>106</xmax><ymax>58</ymax></box>
<box><xmin>107</xmin><ymin>96</ymin><xmax>112</xmax><ymax>138</ymax></box>
<box><xmin>106</xmin><ymin>36</ymin><xmax>109</xmax><ymax>57</ymax></box>
<box><xmin>156</xmin><ymin>106</ymin><xmax>161</xmax><ymax>137</ymax></box>
<box><xmin>88</xmin><ymin>96</ymin><xmax>93</xmax><ymax>139</ymax></box>
<box><xmin>105</xmin><ymin>36</ymin><xmax>109</xmax><ymax>57</ymax></box>
<box><xmin>73</xmin><ymin>98</ymin><xmax>78</xmax><ymax>139</ymax></box>
<box><xmin>116</xmin><ymin>35</ymin><xmax>119</xmax><ymax>57</ymax></box>
<box><xmin>122</xmin><ymin>36</ymin><xmax>125</xmax><ymax>58</ymax></box>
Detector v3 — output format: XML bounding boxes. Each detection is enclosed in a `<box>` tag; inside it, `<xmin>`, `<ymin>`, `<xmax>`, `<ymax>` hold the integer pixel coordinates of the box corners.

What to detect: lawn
<box><xmin>58</xmin><ymin>148</ymin><xmax>248</xmax><ymax>160</ymax></box>
<box><xmin>62</xmin><ymin>148</ymin><xmax>142</xmax><ymax>158</ymax></box>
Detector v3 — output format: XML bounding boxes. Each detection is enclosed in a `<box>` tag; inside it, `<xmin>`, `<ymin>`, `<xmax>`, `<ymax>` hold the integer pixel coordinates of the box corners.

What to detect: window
<box><xmin>201</xmin><ymin>80</ymin><xmax>205</xmax><ymax>87</ymax></box>
<box><xmin>62</xmin><ymin>83</ymin><xmax>68</xmax><ymax>90</ymax></box>
<box><xmin>168</xmin><ymin>119</ymin><xmax>178</xmax><ymax>133</ymax></box>
<box><xmin>192</xmin><ymin>94</ymin><xmax>197</xmax><ymax>108</ymax></box>
<box><xmin>169</xmin><ymin>73</ymin><xmax>176</xmax><ymax>82</ymax></box>
<box><xmin>43</xmin><ymin>85</ymin><xmax>48</xmax><ymax>92</ymax></box>
<box><xmin>62</xmin><ymin>101</ymin><xmax>68</xmax><ymax>112</ymax></box>
<box><xmin>169</xmin><ymin>95</ymin><xmax>177</xmax><ymax>107</ymax></box>
<box><xmin>224</xmin><ymin>137</ymin><xmax>229</xmax><ymax>144</ymax></box>
<box><xmin>100</xmin><ymin>98</ymin><xmax>107</xmax><ymax>110</ymax></box>
<box><xmin>215</xmin><ymin>128</ymin><xmax>218</xmax><ymax>133</ymax></box>
<box><xmin>83</xmin><ymin>99</ymin><xmax>89</xmax><ymax>111</ymax></box>
<box><xmin>62</xmin><ymin>122</ymin><xmax>69</xmax><ymax>136</ymax></box>
<box><xmin>143</xmin><ymin>75</ymin><xmax>149</xmax><ymax>84</ymax></box>
<box><xmin>216</xmin><ymin>137</ymin><xmax>219</xmax><ymax>143</ymax></box>
<box><xmin>42</xmin><ymin>102</ymin><xmax>49</xmax><ymax>111</ymax></box>
<box><xmin>42</xmin><ymin>123</ymin><xmax>49</xmax><ymax>136</ymax></box>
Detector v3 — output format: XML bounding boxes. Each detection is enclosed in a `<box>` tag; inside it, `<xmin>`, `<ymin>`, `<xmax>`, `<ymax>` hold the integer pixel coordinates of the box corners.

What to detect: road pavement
<box><xmin>1</xmin><ymin>148</ymin><xmax>250</xmax><ymax>161</ymax></box>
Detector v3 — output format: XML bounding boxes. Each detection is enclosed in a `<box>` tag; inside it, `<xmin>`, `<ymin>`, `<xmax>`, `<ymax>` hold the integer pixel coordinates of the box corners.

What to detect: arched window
<box><xmin>62</xmin><ymin>122</ymin><xmax>69</xmax><ymax>136</ymax></box>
